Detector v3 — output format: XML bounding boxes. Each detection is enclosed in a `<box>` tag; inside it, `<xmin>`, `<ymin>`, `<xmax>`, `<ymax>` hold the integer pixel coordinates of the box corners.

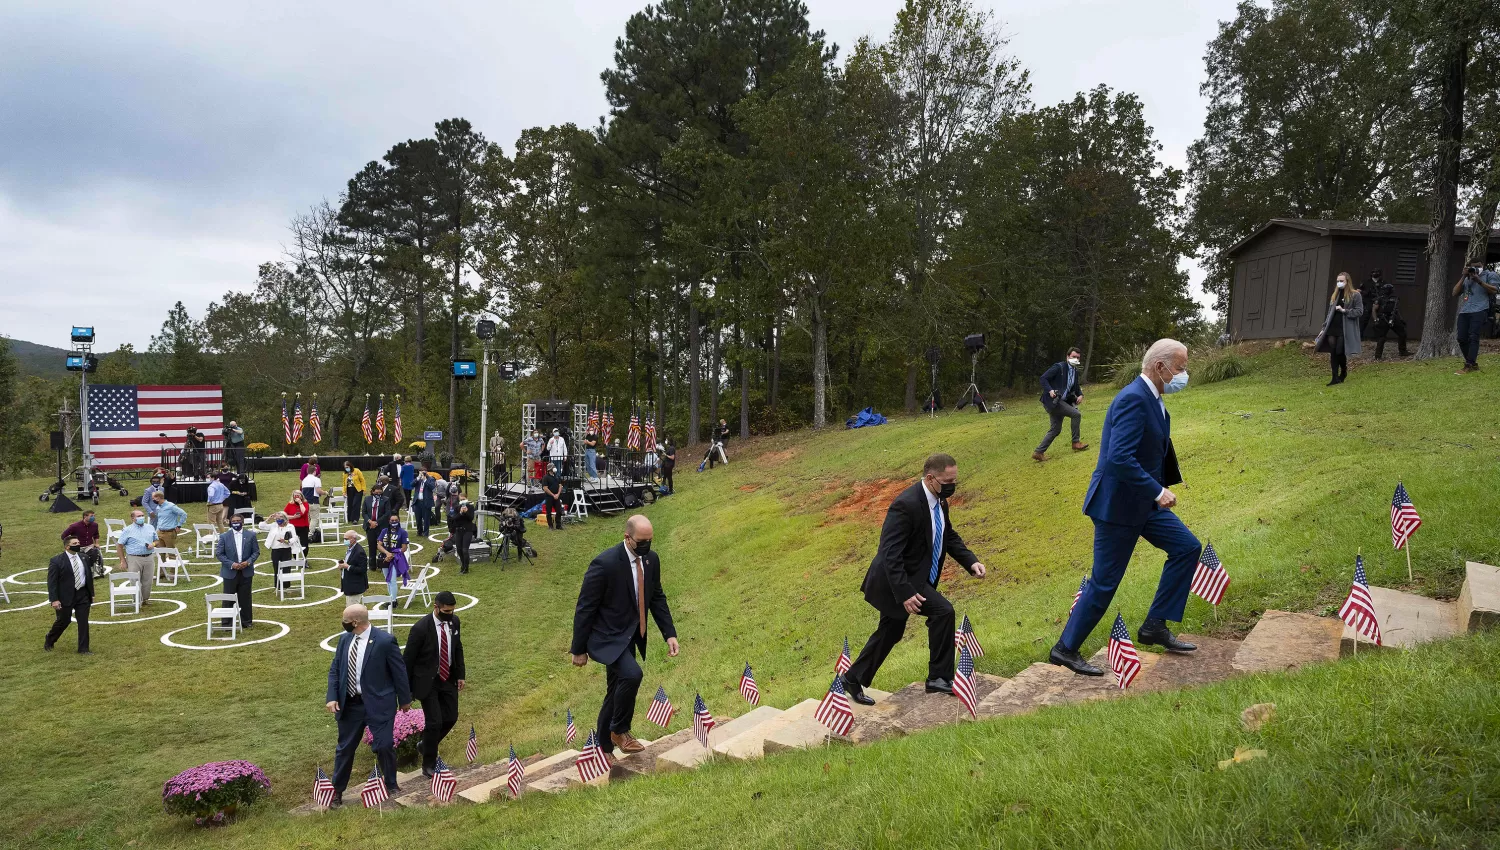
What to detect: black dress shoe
<box><xmin>43</xmin><ymin>644</ymin><xmax>53</xmax><ymax>652</ymax></box>
<box><xmin>924</xmin><ymin>678</ymin><xmax>954</xmax><ymax>695</ymax></box>
<box><xmin>1048</xmin><ymin>644</ymin><xmax>1104</xmax><ymax>676</ymax></box>
<box><xmin>328</xmin><ymin>795</ymin><xmax>343</xmax><ymax>809</ymax></box>
<box><xmin>1137</xmin><ymin>619</ymin><xmax>1196</xmax><ymax>653</ymax></box>
<box><xmin>421</xmin><ymin>769</ymin><xmax>434</xmax><ymax>778</ymax></box>
<box><xmin>844</xmin><ymin>681</ymin><xmax>876</xmax><ymax>706</ymax></box>
<box><xmin>78</xmin><ymin>650</ymin><xmax>94</xmax><ymax>656</ymax></box>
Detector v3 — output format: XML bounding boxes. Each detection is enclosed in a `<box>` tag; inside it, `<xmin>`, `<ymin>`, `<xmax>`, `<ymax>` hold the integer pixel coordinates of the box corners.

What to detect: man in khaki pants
<box><xmin>116</xmin><ymin>510</ymin><xmax>160</xmax><ymax>603</ymax></box>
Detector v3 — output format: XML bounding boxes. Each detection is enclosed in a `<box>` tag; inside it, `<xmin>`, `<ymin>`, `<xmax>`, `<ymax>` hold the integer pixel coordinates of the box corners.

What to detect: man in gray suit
<box><xmin>215</xmin><ymin>515</ymin><xmax>261</xmax><ymax>628</ymax></box>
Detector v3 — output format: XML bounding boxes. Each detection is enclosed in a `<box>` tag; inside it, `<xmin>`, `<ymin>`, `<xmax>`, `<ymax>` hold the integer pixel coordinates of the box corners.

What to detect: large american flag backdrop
<box><xmin>87</xmin><ymin>385</ymin><xmax>225</xmax><ymax>470</ymax></box>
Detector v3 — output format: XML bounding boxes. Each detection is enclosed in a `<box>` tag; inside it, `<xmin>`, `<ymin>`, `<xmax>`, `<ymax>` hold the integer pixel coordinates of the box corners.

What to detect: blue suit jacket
<box><xmin>215</xmin><ymin>528</ymin><xmax>260</xmax><ymax>580</ymax></box>
<box><xmin>1083</xmin><ymin>376</ymin><xmax>1182</xmax><ymax>527</ymax></box>
<box><xmin>1039</xmin><ymin>361</ymin><xmax>1081</xmax><ymax>408</ymax></box>
<box><xmin>326</xmin><ymin>627</ymin><xmax>411</xmax><ymax>721</ymax></box>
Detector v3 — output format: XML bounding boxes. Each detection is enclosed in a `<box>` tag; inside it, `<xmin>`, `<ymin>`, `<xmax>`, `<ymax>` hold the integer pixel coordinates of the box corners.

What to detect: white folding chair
<box><xmin>568</xmin><ymin>489</ymin><xmax>589</xmax><ymax>522</ymax></box>
<box><xmin>364</xmin><ymin>595</ymin><xmax>394</xmax><ymax>635</ymax></box>
<box><xmin>0</xmin><ymin>577</ymin><xmax>9</xmax><ymax>603</ymax></box>
<box><xmin>104</xmin><ymin>518</ymin><xmax>127</xmax><ymax>549</ymax></box>
<box><xmin>331</xmin><ymin>486</ymin><xmax>345</xmax><ymax>499</ymax></box>
<box><xmin>155</xmin><ymin>548</ymin><xmax>189</xmax><ymax>586</ymax></box>
<box><xmin>402</xmin><ymin>566</ymin><xmax>435</xmax><ymax>609</ymax></box>
<box><xmin>234</xmin><ymin>507</ymin><xmax>255</xmax><ymax>522</ymax></box>
<box><xmin>193</xmin><ymin>524</ymin><xmax>218</xmax><ymax>559</ymax></box>
<box><xmin>109</xmin><ymin>572</ymin><xmax>142</xmax><ymax>616</ymax></box>
<box><xmin>205</xmin><ymin>593</ymin><xmax>241</xmax><ymax>640</ymax></box>
<box><xmin>318</xmin><ymin>511</ymin><xmax>340</xmax><ymax>540</ymax></box>
<box><xmin>276</xmin><ymin>558</ymin><xmax>307</xmax><ymax>601</ymax></box>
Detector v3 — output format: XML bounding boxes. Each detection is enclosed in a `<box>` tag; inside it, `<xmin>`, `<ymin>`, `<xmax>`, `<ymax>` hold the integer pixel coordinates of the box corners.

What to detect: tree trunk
<box><xmin>737</xmin><ymin>324</ymin><xmax>749</xmax><ymax>439</ymax></box>
<box><xmin>769</xmin><ymin>318</ymin><xmax>781</xmax><ymax>412</ymax></box>
<box><xmin>688</xmin><ymin>281</ymin><xmax>700</xmax><ymax>446</ymax></box>
<box><xmin>1416</xmin><ymin>34</ymin><xmax>1468</xmax><ymax>359</ymax></box>
<box><xmin>413</xmin><ymin>275</ymin><xmax>425</xmax><ymax>408</ymax></box>
<box><xmin>904</xmin><ymin>362</ymin><xmax>918</xmax><ymax>412</ymax></box>
<box><xmin>1082</xmin><ymin>294</ymin><xmax>1100</xmax><ymax>384</ymax></box>
<box><xmin>811</xmin><ymin>302</ymin><xmax>829</xmax><ymax>429</ymax></box>
<box><xmin>708</xmin><ymin>325</ymin><xmax>722</xmax><ymax>428</ymax></box>
<box><xmin>448</xmin><ymin>262</ymin><xmax>460</xmax><ymax>458</ymax></box>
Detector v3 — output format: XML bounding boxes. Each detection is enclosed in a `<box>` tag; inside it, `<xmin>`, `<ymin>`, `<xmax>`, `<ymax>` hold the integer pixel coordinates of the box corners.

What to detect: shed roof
<box><xmin>1225</xmin><ymin>218</ymin><xmax>1498</xmax><ymax>257</ymax></box>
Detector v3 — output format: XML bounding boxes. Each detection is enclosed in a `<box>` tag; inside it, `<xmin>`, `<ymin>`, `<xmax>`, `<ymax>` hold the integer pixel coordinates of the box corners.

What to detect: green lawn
<box><xmin>1</xmin><ymin>345</ymin><xmax>1497</xmax><ymax>849</ymax></box>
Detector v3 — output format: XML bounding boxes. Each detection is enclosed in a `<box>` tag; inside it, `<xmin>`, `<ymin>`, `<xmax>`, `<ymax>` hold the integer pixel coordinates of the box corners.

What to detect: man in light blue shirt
<box><xmin>1453</xmin><ymin>265</ymin><xmax>1499</xmax><ymax>372</ymax></box>
<box><xmin>151</xmin><ymin>491</ymin><xmax>188</xmax><ymax>552</ymax></box>
<box><xmin>206</xmin><ymin>478</ymin><xmax>230</xmax><ymax>531</ymax></box>
<box><xmin>116</xmin><ymin>509</ymin><xmax>160</xmax><ymax>602</ymax></box>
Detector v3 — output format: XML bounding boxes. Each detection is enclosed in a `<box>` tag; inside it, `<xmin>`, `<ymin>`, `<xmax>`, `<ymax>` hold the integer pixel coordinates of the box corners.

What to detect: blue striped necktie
<box><xmin>929</xmin><ymin>501</ymin><xmax>943</xmax><ymax>585</ymax></box>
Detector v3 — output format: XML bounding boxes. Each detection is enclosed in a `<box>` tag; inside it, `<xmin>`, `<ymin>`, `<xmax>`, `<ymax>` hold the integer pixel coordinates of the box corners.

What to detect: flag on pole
<box><xmin>361</xmin><ymin>399</ymin><xmax>373</xmax><ymax>444</ymax></box>
<box><xmin>576</xmin><ymin>731</ymin><xmax>611</xmax><ymax>782</ymax></box>
<box><xmin>1190</xmin><ymin>542</ymin><xmax>1231</xmax><ymax>605</ymax></box>
<box><xmin>692</xmin><ymin>693</ymin><xmax>715</xmax><ymax>747</ymax></box>
<box><xmin>506</xmin><ymin>744</ymin><xmax>525</xmax><ymax>799</ymax></box>
<box><xmin>588</xmin><ymin>402</ymin><xmax>600</xmax><ymax>433</ymax></box>
<box><xmin>627</xmin><ymin>405</ymin><xmax>642</xmax><ymax>450</ymax></box>
<box><xmin>282</xmin><ymin>398</ymin><xmax>292</xmax><ymax>445</ymax></box>
<box><xmin>1391</xmin><ymin>483</ymin><xmax>1422</xmax><ymax>550</ymax></box>
<box><xmin>292</xmin><ymin>397</ymin><xmax>304</xmax><ymax>442</ymax></box>
<box><xmin>646</xmin><ymin>685</ymin><xmax>676</xmax><ymax>728</ymax></box>
<box><xmin>815</xmin><ymin>676</ymin><xmax>855</xmax><ymax>736</ymax></box>
<box><xmin>312</xmin><ymin>766</ymin><xmax>336</xmax><ymax>809</ymax></box>
<box><xmin>955</xmin><ymin>614</ymin><xmax>984</xmax><ymax>658</ymax></box>
<box><xmin>360</xmin><ymin>765</ymin><xmax>388</xmax><ymax>808</ymax></box>
<box><xmin>310</xmin><ymin>399</ymin><xmax>322</xmax><ymax>444</ymax></box>
<box><xmin>430</xmin><ymin>756</ymin><xmax>457</xmax><ymax>803</ymax></box>
<box><xmin>1338</xmin><ymin>555</ymin><xmax>1382</xmax><ymax>645</ymax></box>
<box><xmin>393</xmin><ymin>398</ymin><xmax>403</xmax><ymax>444</ymax></box>
<box><xmin>835</xmin><ymin>636</ymin><xmax>852</xmax><ymax>676</ymax></box>
<box><xmin>375</xmin><ymin>397</ymin><xmax>386</xmax><ymax>441</ymax></box>
<box><xmin>601</xmin><ymin>403</ymin><xmax>614</xmax><ymax>445</ymax></box>
<box><xmin>565</xmin><ymin>709</ymin><xmax>577</xmax><ymax>744</ymax></box>
<box><xmin>1108</xmin><ymin>613</ymin><xmax>1142</xmax><ymax>690</ymax></box>
<box><xmin>465</xmin><ymin>724</ymin><xmax>478</xmax><ymax>764</ymax></box>
<box><xmin>953</xmin><ymin>645</ymin><xmax>978</xmax><ymax>718</ymax></box>
<box><xmin>1069</xmin><ymin>576</ymin><xmax>1087</xmax><ymax>615</ymax></box>
<box><xmin>739</xmin><ymin>663</ymin><xmax>760</xmax><ymax>706</ymax></box>
<box><xmin>644</xmin><ymin>409</ymin><xmax>657</xmax><ymax>452</ymax></box>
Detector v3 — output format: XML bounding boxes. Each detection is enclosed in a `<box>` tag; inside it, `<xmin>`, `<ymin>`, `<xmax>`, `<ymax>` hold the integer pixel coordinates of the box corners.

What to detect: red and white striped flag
<box><xmin>953</xmin><ymin>645</ymin><xmax>978</xmax><ymax>718</ymax></box>
<box><xmin>506</xmin><ymin>744</ymin><xmax>525</xmax><ymax>799</ymax></box>
<box><xmin>576</xmin><ymin>731</ymin><xmax>611</xmax><ymax>782</ymax></box>
<box><xmin>1069</xmin><ymin>576</ymin><xmax>1087</xmax><ymax>615</ymax></box>
<box><xmin>465</xmin><ymin>724</ymin><xmax>478</xmax><ymax>764</ymax></box>
<box><xmin>835</xmin><ymin>636</ymin><xmax>852</xmax><ymax>676</ymax></box>
<box><xmin>361</xmin><ymin>400</ymin><xmax>373</xmax><ymax>444</ymax></box>
<box><xmin>292</xmin><ymin>398</ymin><xmax>304</xmax><ymax>442</ymax></box>
<box><xmin>86</xmin><ymin>384</ymin><xmax>225</xmax><ymax>470</ymax></box>
<box><xmin>1108</xmin><ymin>613</ymin><xmax>1142</xmax><ymax>690</ymax></box>
<box><xmin>1391</xmin><ymin>483</ymin><xmax>1421</xmax><ymax>550</ymax></box>
<box><xmin>282</xmin><ymin>397</ymin><xmax>292</xmax><ymax>445</ymax></box>
<box><xmin>1338</xmin><ymin>555</ymin><xmax>1382</xmax><ymax>645</ymax></box>
<box><xmin>739</xmin><ymin>663</ymin><xmax>760</xmax><ymax>706</ymax></box>
<box><xmin>565</xmin><ymin>709</ymin><xmax>577</xmax><ymax>744</ymax></box>
<box><xmin>360</xmin><ymin>765</ymin><xmax>388</xmax><ymax>808</ymax></box>
<box><xmin>627</xmin><ymin>407</ymin><xmax>642</xmax><ymax>450</ymax></box>
<box><xmin>647</xmin><ymin>686</ymin><xmax>676</xmax><ymax>728</ymax></box>
<box><xmin>955</xmin><ymin>614</ymin><xmax>984</xmax><ymax>658</ymax></box>
<box><xmin>692</xmin><ymin>693</ymin><xmax>715</xmax><ymax>747</ymax></box>
<box><xmin>310</xmin><ymin>399</ymin><xmax>322</xmax><ymax>444</ymax></box>
<box><xmin>815</xmin><ymin>676</ymin><xmax>855</xmax><ymax>737</ymax></box>
<box><xmin>375</xmin><ymin>398</ymin><xmax>386</xmax><ymax>441</ymax></box>
<box><xmin>430</xmin><ymin>756</ymin><xmax>457</xmax><ymax>803</ymax></box>
<box><xmin>312</xmin><ymin>766</ymin><xmax>336</xmax><ymax>809</ymax></box>
<box><xmin>392</xmin><ymin>399</ymin><xmax>403</xmax><ymax>444</ymax></box>
<box><xmin>1190</xmin><ymin>542</ymin><xmax>1231</xmax><ymax>606</ymax></box>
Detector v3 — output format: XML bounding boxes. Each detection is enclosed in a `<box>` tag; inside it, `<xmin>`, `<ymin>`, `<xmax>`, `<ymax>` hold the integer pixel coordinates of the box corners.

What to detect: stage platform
<box><xmin>482</xmin><ymin>474</ymin><xmax>655</xmax><ymax>516</ymax></box>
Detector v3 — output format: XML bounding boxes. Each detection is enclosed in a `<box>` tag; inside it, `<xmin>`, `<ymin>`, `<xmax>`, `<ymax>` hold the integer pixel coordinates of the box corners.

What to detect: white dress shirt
<box><xmin>347</xmin><ymin>629</ymin><xmax>368</xmax><ymax>695</ymax></box>
<box><xmin>232</xmin><ymin>530</ymin><xmax>246</xmax><ymax>563</ymax></box>
<box><xmin>1136</xmin><ymin>375</ymin><xmax>1168</xmax><ymax>502</ymax></box>
<box><xmin>69</xmin><ymin>552</ymin><xmax>86</xmax><ymax>589</ymax></box>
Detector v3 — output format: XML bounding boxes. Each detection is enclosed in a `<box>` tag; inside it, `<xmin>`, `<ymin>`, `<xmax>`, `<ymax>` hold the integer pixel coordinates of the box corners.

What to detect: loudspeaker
<box><xmin>50</xmin><ymin>430</ymin><xmax>64</xmax><ymax>450</ymax></box>
<box><xmin>533</xmin><ymin>400</ymin><xmax>572</xmax><ymax>436</ymax></box>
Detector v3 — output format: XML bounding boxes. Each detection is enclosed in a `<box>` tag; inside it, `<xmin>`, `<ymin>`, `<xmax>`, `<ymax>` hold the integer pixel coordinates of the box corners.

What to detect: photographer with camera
<box><xmin>1454</xmin><ymin>264</ymin><xmax>1498</xmax><ymax>373</ymax></box>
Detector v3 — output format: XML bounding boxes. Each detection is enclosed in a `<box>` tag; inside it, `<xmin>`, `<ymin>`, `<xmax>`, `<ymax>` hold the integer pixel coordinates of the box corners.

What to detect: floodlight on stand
<box><xmin>499</xmin><ymin>361</ymin><xmax>519</xmax><ymax>381</ymax></box>
<box><xmin>963</xmin><ymin>333</ymin><xmax>986</xmax><ymax>353</ymax></box>
<box><xmin>475</xmin><ymin>319</ymin><xmax>497</xmax><ymax>340</ymax></box>
<box><xmin>452</xmin><ymin>358</ymin><xmax>478</xmax><ymax>379</ymax></box>
<box><xmin>71</xmin><ymin>326</ymin><xmax>95</xmax><ymax>344</ymax></box>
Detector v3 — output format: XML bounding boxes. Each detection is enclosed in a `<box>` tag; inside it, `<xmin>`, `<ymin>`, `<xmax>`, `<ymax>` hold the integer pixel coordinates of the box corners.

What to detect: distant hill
<box><xmin>6</xmin><ymin>338</ymin><xmax>73</xmax><ymax>378</ymax></box>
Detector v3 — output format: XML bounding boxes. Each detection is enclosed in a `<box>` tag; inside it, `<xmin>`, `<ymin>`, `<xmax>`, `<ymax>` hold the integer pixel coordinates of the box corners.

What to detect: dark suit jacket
<box><xmin>404</xmin><ymin>613</ymin><xmax>465</xmax><ymax>700</ymax></box>
<box><xmin>860</xmin><ymin>482</ymin><xmax>978</xmax><ymax>616</ymax></box>
<box><xmin>47</xmin><ymin>552</ymin><xmax>95</xmax><ymax>606</ymax></box>
<box><xmin>326</xmin><ymin>627</ymin><xmax>410</xmax><ymax>721</ymax></box>
<box><xmin>571</xmin><ymin>543</ymin><xmax>676</xmax><ymax>665</ymax></box>
<box><xmin>215</xmin><ymin>528</ymin><xmax>261</xmax><ymax>580</ymax></box>
<box><xmin>362</xmin><ymin>493</ymin><xmax>396</xmax><ymax>529</ymax></box>
<box><xmin>410</xmin><ymin>475</ymin><xmax>433</xmax><ymax>508</ymax></box>
<box><xmin>1039</xmin><ymin>361</ymin><xmax>1082</xmax><ymax>409</ymax></box>
<box><xmin>339</xmin><ymin>542</ymin><xmax>369</xmax><ymax>595</ymax></box>
<box><xmin>1082</xmin><ymin>376</ymin><xmax>1182</xmax><ymax>527</ymax></box>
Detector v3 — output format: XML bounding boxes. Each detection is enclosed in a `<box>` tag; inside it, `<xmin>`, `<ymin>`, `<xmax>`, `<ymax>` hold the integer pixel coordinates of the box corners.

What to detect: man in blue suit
<box><xmin>325</xmin><ymin>604</ymin><xmax>411</xmax><ymax>806</ymax></box>
<box><xmin>410</xmin><ymin>467</ymin><xmax>435</xmax><ymax>539</ymax></box>
<box><xmin>1051</xmin><ymin>339</ymin><xmax>1202</xmax><ymax>676</ymax></box>
<box><xmin>215</xmin><ymin>515</ymin><xmax>260</xmax><ymax>628</ymax></box>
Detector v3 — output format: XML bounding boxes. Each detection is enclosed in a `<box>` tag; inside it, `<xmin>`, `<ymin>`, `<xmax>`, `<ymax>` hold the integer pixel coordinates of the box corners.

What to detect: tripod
<box><xmin>927</xmin><ymin>361</ymin><xmax>940</xmax><ymax>418</ymax></box>
<box><xmin>955</xmin><ymin>352</ymin><xmax>987</xmax><ymax>412</ymax></box>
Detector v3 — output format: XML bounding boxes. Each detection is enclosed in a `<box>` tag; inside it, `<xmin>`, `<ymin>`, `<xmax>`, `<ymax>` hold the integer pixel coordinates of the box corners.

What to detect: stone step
<box><xmin>1232</xmin><ymin>610</ymin><xmax>1343</xmax><ymax>674</ymax></box>
<box><xmin>459</xmin><ymin>749</ymin><xmax>578</xmax><ymax>803</ymax></box>
<box><xmin>530</xmin><ymin>760</ymin><xmax>608</xmax><ymax>794</ymax></box>
<box><xmin>850</xmin><ymin>674</ymin><xmax>1008</xmax><ymax>742</ymax></box>
<box><xmin>763</xmin><ymin>687</ymin><xmax>890</xmax><ymax>754</ymax></box>
<box><xmin>1458</xmin><ymin>562</ymin><xmax>1500</xmax><ymax>632</ymax></box>
<box><xmin>1135</xmin><ymin>635</ymin><xmax>1242</xmax><ymax>693</ymax></box>
<box><xmin>656</xmin><ymin>706</ymin><xmax>784</xmax><ymax>772</ymax></box>
<box><xmin>1342</xmin><ymin>585</ymin><xmax>1461</xmax><ymax>653</ymax></box>
<box><xmin>977</xmin><ymin>657</ymin><xmax>1152</xmax><ymax>718</ymax></box>
<box><xmin>715</xmin><ymin>700</ymin><xmax>820</xmax><ymax>760</ymax></box>
<box><xmin>610</xmin><ymin>727</ymin><xmax>698</xmax><ymax>781</ymax></box>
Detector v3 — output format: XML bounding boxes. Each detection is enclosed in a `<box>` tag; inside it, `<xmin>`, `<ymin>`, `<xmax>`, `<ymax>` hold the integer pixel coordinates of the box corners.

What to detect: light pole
<box><xmin>474</xmin><ymin>318</ymin><xmax>498</xmax><ymax>537</ymax></box>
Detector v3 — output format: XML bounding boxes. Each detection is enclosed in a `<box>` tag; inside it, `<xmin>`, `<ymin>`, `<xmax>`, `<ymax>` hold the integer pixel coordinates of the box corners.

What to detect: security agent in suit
<box><xmin>362</xmin><ymin>484</ymin><xmax>395</xmax><ymax>563</ymax></box>
<box><xmin>45</xmin><ymin>535</ymin><xmax>95</xmax><ymax>654</ymax></box>
<box><xmin>844</xmin><ymin>454</ymin><xmax>987</xmax><ymax>704</ymax></box>
<box><xmin>325</xmin><ymin>604</ymin><xmax>411</xmax><ymax>806</ymax></box>
<box><xmin>1051</xmin><ymin>339</ymin><xmax>1202</xmax><ymax>676</ymax></box>
<box><xmin>570</xmin><ymin>515</ymin><xmax>679</xmax><ymax>754</ymax></box>
<box><xmin>1033</xmin><ymin>347</ymin><xmax>1090</xmax><ymax>460</ymax></box>
<box><xmin>215</xmin><ymin>517</ymin><xmax>261</xmax><ymax>628</ymax></box>
<box><xmin>404</xmin><ymin>590</ymin><xmax>466</xmax><ymax>776</ymax></box>
<box><xmin>337</xmin><ymin>530</ymin><xmax>369</xmax><ymax>603</ymax></box>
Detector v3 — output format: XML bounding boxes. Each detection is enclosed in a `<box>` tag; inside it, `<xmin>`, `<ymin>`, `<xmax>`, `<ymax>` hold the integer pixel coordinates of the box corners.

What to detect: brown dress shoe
<box><xmin>611</xmin><ymin>731</ymin><xmax>646</xmax><ymax>754</ymax></box>
<box><xmin>1032</xmin><ymin>451</ymin><xmax>1047</xmax><ymax>462</ymax></box>
<box><xmin>1072</xmin><ymin>441</ymin><xmax>1089</xmax><ymax>451</ymax></box>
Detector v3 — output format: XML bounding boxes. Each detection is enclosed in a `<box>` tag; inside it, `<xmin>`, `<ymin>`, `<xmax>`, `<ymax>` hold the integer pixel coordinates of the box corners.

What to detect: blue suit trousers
<box><xmin>1060</xmin><ymin>510</ymin><xmax>1201</xmax><ymax>651</ymax></box>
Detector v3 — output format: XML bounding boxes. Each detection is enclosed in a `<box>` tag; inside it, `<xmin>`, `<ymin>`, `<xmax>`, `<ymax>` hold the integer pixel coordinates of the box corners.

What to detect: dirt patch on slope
<box><xmin>828</xmin><ymin>478</ymin><xmax>912</xmax><ymax>520</ymax></box>
<box><xmin>760</xmin><ymin>448</ymin><xmax>799</xmax><ymax>466</ymax></box>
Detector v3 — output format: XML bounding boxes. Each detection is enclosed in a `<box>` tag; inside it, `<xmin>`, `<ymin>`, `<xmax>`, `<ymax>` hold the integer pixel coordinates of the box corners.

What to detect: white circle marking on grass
<box><xmin>161</xmin><ymin>619</ymin><xmax>292</xmax><ymax>650</ymax></box>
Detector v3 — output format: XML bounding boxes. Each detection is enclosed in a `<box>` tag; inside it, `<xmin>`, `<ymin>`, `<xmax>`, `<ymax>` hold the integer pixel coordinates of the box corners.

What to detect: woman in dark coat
<box><xmin>1316</xmin><ymin>271</ymin><xmax>1363</xmax><ymax>386</ymax></box>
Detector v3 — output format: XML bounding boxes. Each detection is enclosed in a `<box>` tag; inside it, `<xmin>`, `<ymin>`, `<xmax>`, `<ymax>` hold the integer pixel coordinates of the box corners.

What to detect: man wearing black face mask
<box><xmin>403</xmin><ymin>591</ymin><xmax>466</xmax><ymax>776</ymax></box>
<box><xmin>844</xmin><ymin>454</ymin><xmax>986</xmax><ymax>704</ymax></box>
<box><xmin>46</xmin><ymin>536</ymin><xmax>96</xmax><ymax>654</ymax></box>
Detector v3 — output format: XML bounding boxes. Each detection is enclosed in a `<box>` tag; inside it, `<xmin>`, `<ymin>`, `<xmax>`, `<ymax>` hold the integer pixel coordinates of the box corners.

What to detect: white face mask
<box><xmin>1337</xmin><ymin>280</ymin><xmax>1346</xmax><ymax>289</ymax></box>
<box><xmin>1066</xmin><ymin>357</ymin><xmax>1081</xmax><ymax>366</ymax></box>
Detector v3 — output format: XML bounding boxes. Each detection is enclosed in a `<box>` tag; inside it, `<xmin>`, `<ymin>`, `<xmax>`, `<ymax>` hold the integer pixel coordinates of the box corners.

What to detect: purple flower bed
<box><xmin>365</xmin><ymin>708</ymin><xmax>425</xmax><ymax>762</ymax></box>
<box><xmin>162</xmin><ymin>760</ymin><xmax>270</xmax><ymax>821</ymax></box>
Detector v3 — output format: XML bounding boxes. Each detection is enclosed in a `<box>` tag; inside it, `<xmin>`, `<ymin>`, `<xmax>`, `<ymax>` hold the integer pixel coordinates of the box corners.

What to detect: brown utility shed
<box><xmin>1224</xmin><ymin>219</ymin><xmax>1499</xmax><ymax>341</ymax></box>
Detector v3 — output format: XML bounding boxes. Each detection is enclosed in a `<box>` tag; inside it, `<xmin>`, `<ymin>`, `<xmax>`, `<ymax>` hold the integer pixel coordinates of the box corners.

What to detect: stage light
<box><xmin>475</xmin><ymin>319</ymin><xmax>497</xmax><ymax>340</ymax></box>
<box><xmin>963</xmin><ymin>333</ymin><xmax>987</xmax><ymax>353</ymax></box>
<box><xmin>499</xmin><ymin>361</ymin><xmax>519</xmax><ymax>380</ymax></box>
<box><xmin>71</xmin><ymin>326</ymin><xmax>95</xmax><ymax>344</ymax></box>
<box><xmin>452</xmin><ymin>359</ymin><xmax>478</xmax><ymax>378</ymax></box>
<box><xmin>64</xmin><ymin>354</ymin><xmax>98</xmax><ymax>373</ymax></box>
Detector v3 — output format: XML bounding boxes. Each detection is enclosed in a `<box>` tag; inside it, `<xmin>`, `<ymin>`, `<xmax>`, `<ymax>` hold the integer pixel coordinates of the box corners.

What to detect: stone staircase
<box><xmin>297</xmin><ymin>562</ymin><xmax>1500</xmax><ymax>812</ymax></box>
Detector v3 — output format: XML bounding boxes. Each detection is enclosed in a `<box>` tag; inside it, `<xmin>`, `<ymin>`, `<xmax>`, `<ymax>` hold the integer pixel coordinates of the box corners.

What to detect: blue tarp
<box><xmin>846</xmin><ymin>407</ymin><xmax>888</xmax><ymax>429</ymax></box>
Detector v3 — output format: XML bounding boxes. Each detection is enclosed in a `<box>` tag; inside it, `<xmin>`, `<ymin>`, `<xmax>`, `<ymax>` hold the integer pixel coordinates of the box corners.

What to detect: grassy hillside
<box><xmin>1</xmin><ymin>345</ymin><xmax>1497</xmax><ymax>849</ymax></box>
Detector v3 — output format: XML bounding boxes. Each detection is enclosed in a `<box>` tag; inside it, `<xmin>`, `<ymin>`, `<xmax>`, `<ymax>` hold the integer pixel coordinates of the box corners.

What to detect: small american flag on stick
<box><xmin>835</xmin><ymin>636</ymin><xmax>852</xmax><ymax>676</ymax></box>
<box><xmin>1391</xmin><ymin>483</ymin><xmax>1421</xmax><ymax>550</ymax></box>
<box><xmin>1190</xmin><ymin>542</ymin><xmax>1231</xmax><ymax>606</ymax></box>
<box><xmin>955</xmin><ymin>614</ymin><xmax>984</xmax><ymax>658</ymax></box>
<box><xmin>312</xmin><ymin>766</ymin><xmax>336</xmax><ymax>809</ymax></box>
<box><xmin>565</xmin><ymin>709</ymin><xmax>577</xmax><ymax>744</ymax></box>
<box><xmin>360</xmin><ymin>765</ymin><xmax>388</xmax><ymax>808</ymax></box>
<box><xmin>739</xmin><ymin>663</ymin><xmax>760</xmax><ymax>706</ymax></box>
<box><xmin>506</xmin><ymin>744</ymin><xmax>525</xmax><ymax>799</ymax></box>
<box><xmin>1069</xmin><ymin>576</ymin><xmax>1087</xmax><ymax>615</ymax></box>
<box><xmin>1108</xmin><ymin>613</ymin><xmax>1142</xmax><ymax>690</ymax></box>
<box><xmin>815</xmin><ymin>676</ymin><xmax>854</xmax><ymax>737</ymax></box>
<box><xmin>430</xmin><ymin>756</ymin><xmax>457</xmax><ymax>803</ymax></box>
<box><xmin>576</xmin><ymin>731</ymin><xmax>611</xmax><ymax>782</ymax></box>
<box><xmin>1338</xmin><ymin>555</ymin><xmax>1382</xmax><ymax>646</ymax></box>
<box><xmin>692</xmin><ymin>693</ymin><xmax>715</xmax><ymax>747</ymax></box>
<box><xmin>466</xmin><ymin>724</ymin><xmax>478</xmax><ymax>764</ymax></box>
<box><xmin>953</xmin><ymin>645</ymin><xmax>978</xmax><ymax>718</ymax></box>
<box><xmin>647</xmin><ymin>685</ymin><xmax>676</xmax><ymax>728</ymax></box>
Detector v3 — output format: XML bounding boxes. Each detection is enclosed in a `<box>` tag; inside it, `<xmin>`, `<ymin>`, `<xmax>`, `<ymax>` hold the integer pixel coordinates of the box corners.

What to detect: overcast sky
<box><xmin>0</xmin><ymin>0</ymin><xmax>1237</xmax><ymax>352</ymax></box>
